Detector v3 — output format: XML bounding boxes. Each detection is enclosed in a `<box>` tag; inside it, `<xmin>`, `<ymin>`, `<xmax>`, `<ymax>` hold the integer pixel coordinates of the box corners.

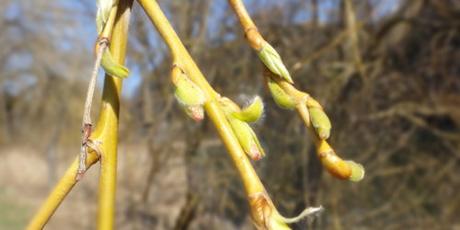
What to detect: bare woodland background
<box><xmin>0</xmin><ymin>0</ymin><xmax>459</xmax><ymax>229</ymax></box>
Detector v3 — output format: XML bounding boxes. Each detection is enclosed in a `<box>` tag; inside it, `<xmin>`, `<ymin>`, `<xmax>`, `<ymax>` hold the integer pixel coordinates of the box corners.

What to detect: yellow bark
<box><xmin>26</xmin><ymin>1</ymin><xmax>133</xmax><ymax>229</ymax></box>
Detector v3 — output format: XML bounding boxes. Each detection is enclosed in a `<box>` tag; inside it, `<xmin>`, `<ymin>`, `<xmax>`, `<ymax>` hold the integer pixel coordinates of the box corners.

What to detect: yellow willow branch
<box><xmin>230</xmin><ymin>0</ymin><xmax>364</xmax><ymax>182</ymax></box>
<box><xmin>272</xmin><ymin>72</ymin><xmax>363</xmax><ymax>181</ymax></box>
<box><xmin>136</xmin><ymin>0</ymin><xmax>306</xmax><ymax>228</ymax></box>
<box><xmin>25</xmin><ymin>153</ymin><xmax>99</xmax><ymax>230</ymax></box>
<box><xmin>296</xmin><ymin>100</ymin><xmax>353</xmax><ymax>179</ymax></box>
<box><xmin>229</xmin><ymin>0</ymin><xmax>256</xmax><ymax>29</ymax></box>
<box><xmin>95</xmin><ymin>1</ymin><xmax>133</xmax><ymax>229</ymax></box>
<box><xmin>228</xmin><ymin>0</ymin><xmax>264</xmax><ymax>50</ymax></box>
<box><xmin>26</xmin><ymin>1</ymin><xmax>133</xmax><ymax>229</ymax></box>
<box><xmin>136</xmin><ymin>0</ymin><xmax>263</xmax><ymax>198</ymax></box>
<box><xmin>344</xmin><ymin>0</ymin><xmax>365</xmax><ymax>77</ymax></box>
<box><xmin>205</xmin><ymin>101</ymin><xmax>263</xmax><ymax>194</ymax></box>
<box><xmin>135</xmin><ymin>1</ymin><xmax>217</xmax><ymax>99</ymax></box>
<box><xmin>227</xmin><ymin>0</ymin><xmax>270</xmax><ymax>51</ymax></box>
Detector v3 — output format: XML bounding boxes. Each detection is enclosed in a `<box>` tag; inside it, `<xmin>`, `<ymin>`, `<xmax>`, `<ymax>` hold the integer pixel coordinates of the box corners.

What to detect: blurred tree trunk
<box><xmin>173</xmin><ymin>121</ymin><xmax>207</xmax><ymax>230</ymax></box>
<box><xmin>294</xmin><ymin>145</ymin><xmax>323</xmax><ymax>230</ymax></box>
<box><xmin>311</xmin><ymin>0</ymin><xmax>318</xmax><ymax>28</ymax></box>
<box><xmin>44</xmin><ymin>110</ymin><xmax>64</xmax><ymax>188</ymax></box>
<box><xmin>0</xmin><ymin>82</ymin><xmax>9</xmax><ymax>143</ymax></box>
<box><xmin>170</xmin><ymin>2</ymin><xmax>212</xmax><ymax>228</ymax></box>
<box><xmin>140</xmin><ymin>72</ymin><xmax>165</xmax><ymax>203</ymax></box>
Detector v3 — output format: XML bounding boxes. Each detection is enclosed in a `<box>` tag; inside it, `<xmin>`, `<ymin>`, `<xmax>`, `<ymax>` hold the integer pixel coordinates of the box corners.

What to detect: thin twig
<box><xmin>229</xmin><ymin>0</ymin><xmax>364</xmax><ymax>182</ymax></box>
<box><xmin>26</xmin><ymin>2</ymin><xmax>131</xmax><ymax>227</ymax></box>
<box><xmin>76</xmin><ymin>38</ymin><xmax>109</xmax><ymax>180</ymax></box>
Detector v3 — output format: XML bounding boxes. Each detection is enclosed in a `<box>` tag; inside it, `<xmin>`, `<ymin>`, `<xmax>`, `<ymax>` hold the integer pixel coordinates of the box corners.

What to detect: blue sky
<box><xmin>4</xmin><ymin>0</ymin><xmax>400</xmax><ymax>98</ymax></box>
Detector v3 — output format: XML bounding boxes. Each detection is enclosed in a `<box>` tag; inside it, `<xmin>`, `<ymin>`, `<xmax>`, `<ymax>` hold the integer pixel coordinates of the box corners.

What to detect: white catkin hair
<box><xmin>241</xmin><ymin>94</ymin><xmax>267</xmax><ymax>125</ymax></box>
<box><xmin>280</xmin><ymin>206</ymin><xmax>324</xmax><ymax>224</ymax></box>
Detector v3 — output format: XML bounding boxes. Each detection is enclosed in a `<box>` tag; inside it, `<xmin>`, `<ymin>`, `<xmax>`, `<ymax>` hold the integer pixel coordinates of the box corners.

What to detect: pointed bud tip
<box><xmin>258</xmin><ymin>42</ymin><xmax>293</xmax><ymax>84</ymax></box>
<box><xmin>191</xmin><ymin>114</ymin><xmax>204</xmax><ymax>122</ymax></box>
<box><xmin>252</xmin><ymin>153</ymin><xmax>263</xmax><ymax>161</ymax></box>
<box><xmin>282</xmin><ymin>71</ymin><xmax>294</xmax><ymax>84</ymax></box>
<box><xmin>249</xmin><ymin>144</ymin><xmax>264</xmax><ymax>161</ymax></box>
<box><xmin>318</xmin><ymin>129</ymin><xmax>330</xmax><ymax>140</ymax></box>
<box><xmin>187</xmin><ymin>106</ymin><xmax>204</xmax><ymax>122</ymax></box>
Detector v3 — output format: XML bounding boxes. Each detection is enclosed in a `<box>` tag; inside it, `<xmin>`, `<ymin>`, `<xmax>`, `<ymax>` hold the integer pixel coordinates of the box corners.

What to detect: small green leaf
<box><xmin>101</xmin><ymin>49</ymin><xmax>129</xmax><ymax>78</ymax></box>
<box><xmin>258</xmin><ymin>42</ymin><xmax>293</xmax><ymax>83</ymax></box>
<box><xmin>308</xmin><ymin>107</ymin><xmax>331</xmax><ymax>140</ymax></box>
<box><xmin>346</xmin><ymin>161</ymin><xmax>365</xmax><ymax>182</ymax></box>
<box><xmin>231</xmin><ymin>96</ymin><xmax>264</xmax><ymax>123</ymax></box>
<box><xmin>219</xmin><ymin>97</ymin><xmax>265</xmax><ymax>160</ymax></box>
<box><xmin>267</xmin><ymin>78</ymin><xmax>296</xmax><ymax>109</ymax></box>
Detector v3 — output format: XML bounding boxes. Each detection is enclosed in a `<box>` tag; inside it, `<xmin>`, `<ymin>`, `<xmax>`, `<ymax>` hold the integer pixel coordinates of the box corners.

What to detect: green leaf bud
<box><xmin>219</xmin><ymin>97</ymin><xmax>265</xmax><ymax>160</ymax></box>
<box><xmin>267</xmin><ymin>78</ymin><xmax>296</xmax><ymax>109</ymax></box>
<box><xmin>172</xmin><ymin>67</ymin><xmax>205</xmax><ymax>106</ymax></box>
<box><xmin>308</xmin><ymin>107</ymin><xmax>331</xmax><ymax>140</ymax></box>
<box><xmin>228</xmin><ymin>117</ymin><xmax>265</xmax><ymax>160</ymax></box>
<box><xmin>171</xmin><ymin>66</ymin><xmax>206</xmax><ymax>121</ymax></box>
<box><xmin>258</xmin><ymin>41</ymin><xmax>293</xmax><ymax>83</ymax></box>
<box><xmin>346</xmin><ymin>161</ymin><xmax>365</xmax><ymax>182</ymax></box>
